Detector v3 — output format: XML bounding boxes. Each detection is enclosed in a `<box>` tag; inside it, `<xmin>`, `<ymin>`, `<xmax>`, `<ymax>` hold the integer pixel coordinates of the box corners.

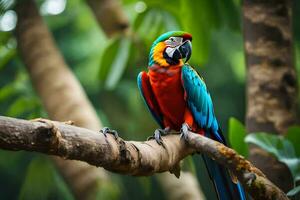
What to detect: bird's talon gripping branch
<box><xmin>100</xmin><ymin>127</ymin><xmax>119</xmax><ymax>139</ymax></box>
<box><xmin>154</xmin><ymin>129</ymin><xmax>163</xmax><ymax>145</ymax></box>
<box><xmin>180</xmin><ymin>123</ymin><xmax>191</xmax><ymax>140</ymax></box>
<box><xmin>147</xmin><ymin>127</ymin><xmax>170</xmax><ymax>146</ymax></box>
<box><xmin>244</xmin><ymin>172</ymin><xmax>257</xmax><ymax>186</ymax></box>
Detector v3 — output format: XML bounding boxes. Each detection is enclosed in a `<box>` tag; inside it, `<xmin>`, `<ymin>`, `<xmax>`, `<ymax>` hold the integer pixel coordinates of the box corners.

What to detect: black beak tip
<box><xmin>179</xmin><ymin>40</ymin><xmax>192</xmax><ymax>63</ymax></box>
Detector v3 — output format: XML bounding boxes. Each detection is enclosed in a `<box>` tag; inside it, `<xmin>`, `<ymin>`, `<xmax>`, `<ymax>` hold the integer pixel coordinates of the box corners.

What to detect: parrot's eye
<box><xmin>165</xmin><ymin>37</ymin><xmax>182</xmax><ymax>46</ymax></box>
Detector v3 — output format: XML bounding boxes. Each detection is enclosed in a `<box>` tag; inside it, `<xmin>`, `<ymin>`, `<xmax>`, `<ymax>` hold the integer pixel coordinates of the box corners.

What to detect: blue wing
<box><xmin>181</xmin><ymin>64</ymin><xmax>224</xmax><ymax>143</ymax></box>
<box><xmin>137</xmin><ymin>71</ymin><xmax>164</xmax><ymax>128</ymax></box>
<box><xmin>182</xmin><ymin>65</ymin><xmax>246</xmax><ymax>200</ymax></box>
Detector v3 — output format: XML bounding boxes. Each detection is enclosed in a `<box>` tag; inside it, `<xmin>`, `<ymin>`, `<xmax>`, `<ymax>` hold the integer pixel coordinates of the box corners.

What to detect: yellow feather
<box><xmin>153</xmin><ymin>42</ymin><xmax>169</xmax><ymax>67</ymax></box>
<box><xmin>153</xmin><ymin>42</ymin><xmax>184</xmax><ymax>67</ymax></box>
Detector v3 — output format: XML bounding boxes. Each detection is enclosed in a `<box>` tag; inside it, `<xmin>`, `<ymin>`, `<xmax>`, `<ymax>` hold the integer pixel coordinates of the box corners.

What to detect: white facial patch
<box><xmin>165</xmin><ymin>47</ymin><xmax>177</xmax><ymax>58</ymax></box>
<box><xmin>165</xmin><ymin>37</ymin><xmax>184</xmax><ymax>58</ymax></box>
<box><xmin>165</xmin><ymin>37</ymin><xmax>183</xmax><ymax>47</ymax></box>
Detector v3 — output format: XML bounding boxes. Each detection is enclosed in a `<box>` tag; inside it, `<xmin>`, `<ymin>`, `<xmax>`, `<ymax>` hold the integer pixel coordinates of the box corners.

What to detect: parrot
<box><xmin>137</xmin><ymin>31</ymin><xmax>246</xmax><ymax>200</ymax></box>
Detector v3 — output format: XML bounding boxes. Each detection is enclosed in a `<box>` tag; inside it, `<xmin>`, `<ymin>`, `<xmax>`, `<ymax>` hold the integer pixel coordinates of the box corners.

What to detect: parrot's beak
<box><xmin>179</xmin><ymin>40</ymin><xmax>192</xmax><ymax>63</ymax></box>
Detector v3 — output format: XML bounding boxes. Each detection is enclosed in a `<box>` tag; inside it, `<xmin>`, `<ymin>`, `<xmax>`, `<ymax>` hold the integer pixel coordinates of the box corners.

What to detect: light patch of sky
<box><xmin>40</xmin><ymin>0</ymin><xmax>66</xmax><ymax>15</ymax></box>
<box><xmin>0</xmin><ymin>10</ymin><xmax>17</xmax><ymax>32</ymax></box>
<box><xmin>135</xmin><ymin>1</ymin><xmax>147</xmax><ymax>13</ymax></box>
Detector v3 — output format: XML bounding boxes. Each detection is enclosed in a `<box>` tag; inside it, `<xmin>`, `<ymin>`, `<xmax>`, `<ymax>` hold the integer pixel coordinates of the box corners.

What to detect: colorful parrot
<box><xmin>137</xmin><ymin>31</ymin><xmax>246</xmax><ymax>200</ymax></box>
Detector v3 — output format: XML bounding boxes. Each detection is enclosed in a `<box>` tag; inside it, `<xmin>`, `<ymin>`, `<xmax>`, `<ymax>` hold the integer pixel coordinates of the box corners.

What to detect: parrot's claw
<box><xmin>154</xmin><ymin>129</ymin><xmax>163</xmax><ymax>145</ymax></box>
<box><xmin>100</xmin><ymin>127</ymin><xmax>119</xmax><ymax>139</ymax></box>
<box><xmin>147</xmin><ymin>127</ymin><xmax>170</xmax><ymax>146</ymax></box>
<box><xmin>180</xmin><ymin>123</ymin><xmax>191</xmax><ymax>140</ymax></box>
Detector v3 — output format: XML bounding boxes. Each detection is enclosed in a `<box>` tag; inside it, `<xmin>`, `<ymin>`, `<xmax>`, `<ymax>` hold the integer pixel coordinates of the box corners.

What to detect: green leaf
<box><xmin>228</xmin><ymin>117</ymin><xmax>248</xmax><ymax>157</ymax></box>
<box><xmin>182</xmin><ymin>156</ymin><xmax>197</xmax><ymax>176</ymax></box>
<box><xmin>137</xmin><ymin>177</ymin><xmax>152</xmax><ymax>196</ymax></box>
<box><xmin>105</xmin><ymin>37</ymin><xmax>131</xmax><ymax>89</ymax></box>
<box><xmin>245</xmin><ymin>133</ymin><xmax>295</xmax><ymax>158</ymax></box>
<box><xmin>98</xmin><ymin>37</ymin><xmax>132</xmax><ymax>90</ymax></box>
<box><xmin>161</xmin><ymin>11</ymin><xmax>180</xmax><ymax>31</ymax></box>
<box><xmin>93</xmin><ymin>178</ymin><xmax>120</xmax><ymax>200</ymax></box>
<box><xmin>218</xmin><ymin>0</ymin><xmax>240</xmax><ymax>31</ymax></box>
<box><xmin>286</xmin><ymin>126</ymin><xmax>300</xmax><ymax>157</ymax></box>
<box><xmin>136</xmin><ymin>9</ymin><xmax>165</xmax><ymax>47</ymax></box>
<box><xmin>287</xmin><ymin>185</ymin><xmax>300</xmax><ymax>197</ymax></box>
<box><xmin>180</xmin><ymin>0</ymin><xmax>211</xmax><ymax>64</ymax></box>
<box><xmin>6</xmin><ymin>97</ymin><xmax>39</xmax><ymax>117</ymax></box>
<box><xmin>19</xmin><ymin>157</ymin><xmax>74</xmax><ymax>200</ymax></box>
<box><xmin>0</xmin><ymin>47</ymin><xmax>16</xmax><ymax>71</ymax></box>
<box><xmin>0</xmin><ymin>150</ymin><xmax>28</xmax><ymax>173</ymax></box>
<box><xmin>133</xmin><ymin>10</ymin><xmax>148</xmax><ymax>31</ymax></box>
<box><xmin>0</xmin><ymin>31</ymin><xmax>11</xmax><ymax>45</ymax></box>
<box><xmin>98</xmin><ymin>38</ymin><xmax>120</xmax><ymax>82</ymax></box>
<box><xmin>245</xmin><ymin>133</ymin><xmax>300</xmax><ymax>183</ymax></box>
<box><xmin>0</xmin><ymin>83</ymin><xmax>16</xmax><ymax>101</ymax></box>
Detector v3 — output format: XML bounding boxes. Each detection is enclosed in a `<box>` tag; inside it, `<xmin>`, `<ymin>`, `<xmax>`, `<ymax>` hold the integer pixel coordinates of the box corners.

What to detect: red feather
<box><xmin>145</xmin><ymin>65</ymin><xmax>199</xmax><ymax>132</ymax></box>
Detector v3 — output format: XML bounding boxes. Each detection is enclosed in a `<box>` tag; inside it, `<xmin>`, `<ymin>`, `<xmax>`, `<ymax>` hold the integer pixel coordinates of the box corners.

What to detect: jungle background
<box><xmin>0</xmin><ymin>0</ymin><xmax>299</xmax><ymax>199</ymax></box>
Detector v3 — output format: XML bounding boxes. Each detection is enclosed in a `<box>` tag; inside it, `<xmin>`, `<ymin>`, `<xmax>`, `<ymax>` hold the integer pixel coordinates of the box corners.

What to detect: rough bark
<box><xmin>86</xmin><ymin>0</ymin><xmax>129</xmax><ymax>37</ymax></box>
<box><xmin>243</xmin><ymin>0</ymin><xmax>298</xmax><ymax>192</ymax></box>
<box><xmin>15</xmin><ymin>1</ymin><xmax>110</xmax><ymax>199</ymax></box>
<box><xmin>0</xmin><ymin>116</ymin><xmax>289</xmax><ymax>200</ymax></box>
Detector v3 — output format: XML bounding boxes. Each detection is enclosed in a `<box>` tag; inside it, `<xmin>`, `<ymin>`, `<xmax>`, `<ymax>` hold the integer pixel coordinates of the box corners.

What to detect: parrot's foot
<box><xmin>180</xmin><ymin>123</ymin><xmax>191</xmax><ymax>140</ymax></box>
<box><xmin>147</xmin><ymin>127</ymin><xmax>170</xmax><ymax>146</ymax></box>
<box><xmin>100</xmin><ymin>127</ymin><xmax>119</xmax><ymax>139</ymax></box>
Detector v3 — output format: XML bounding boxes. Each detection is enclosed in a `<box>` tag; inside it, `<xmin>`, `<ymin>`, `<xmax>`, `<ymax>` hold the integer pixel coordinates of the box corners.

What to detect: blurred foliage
<box><xmin>19</xmin><ymin>157</ymin><xmax>74</xmax><ymax>200</ymax></box>
<box><xmin>98</xmin><ymin>0</ymin><xmax>241</xmax><ymax>89</ymax></box>
<box><xmin>228</xmin><ymin>117</ymin><xmax>248</xmax><ymax>157</ymax></box>
<box><xmin>286</xmin><ymin>126</ymin><xmax>300</xmax><ymax>157</ymax></box>
<box><xmin>246</xmin><ymin>132</ymin><xmax>300</xmax><ymax>184</ymax></box>
<box><xmin>246</xmin><ymin>130</ymin><xmax>300</xmax><ymax>197</ymax></box>
<box><xmin>99</xmin><ymin>37</ymin><xmax>132</xmax><ymax>89</ymax></box>
<box><xmin>228</xmin><ymin>118</ymin><xmax>300</xmax><ymax>197</ymax></box>
<box><xmin>287</xmin><ymin>185</ymin><xmax>300</xmax><ymax>197</ymax></box>
<box><xmin>0</xmin><ymin>0</ymin><xmax>299</xmax><ymax>199</ymax></box>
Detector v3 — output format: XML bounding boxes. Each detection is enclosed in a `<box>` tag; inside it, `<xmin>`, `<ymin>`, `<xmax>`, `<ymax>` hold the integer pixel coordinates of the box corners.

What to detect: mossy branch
<box><xmin>0</xmin><ymin>116</ymin><xmax>289</xmax><ymax>200</ymax></box>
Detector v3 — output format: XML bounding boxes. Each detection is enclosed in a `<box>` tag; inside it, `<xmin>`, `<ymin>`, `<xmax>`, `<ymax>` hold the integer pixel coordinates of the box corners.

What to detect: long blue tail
<box><xmin>202</xmin><ymin>155</ymin><xmax>246</xmax><ymax>200</ymax></box>
<box><xmin>203</xmin><ymin>129</ymin><xmax>246</xmax><ymax>200</ymax></box>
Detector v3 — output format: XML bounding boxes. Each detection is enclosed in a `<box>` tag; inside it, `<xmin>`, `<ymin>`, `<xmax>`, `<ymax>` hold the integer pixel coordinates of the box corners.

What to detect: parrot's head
<box><xmin>149</xmin><ymin>31</ymin><xmax>192</xmax><ymax>67</ymax></box>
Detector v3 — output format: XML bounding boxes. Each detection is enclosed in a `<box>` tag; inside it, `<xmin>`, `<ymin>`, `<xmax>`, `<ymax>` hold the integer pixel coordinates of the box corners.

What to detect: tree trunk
<box><xmin>15</xmin><ymin>1</ymin><xmax>112</xmax><ymax>199</ymax></box>
<box><xmin>243</xmin><ymin>0</ymin><xmax>298</xmax><ymax>192</ymax></box>
<box><xmin>86</xmin><ymin>0</ymin><xmax>129</xmax><ymax>37</ymax></box>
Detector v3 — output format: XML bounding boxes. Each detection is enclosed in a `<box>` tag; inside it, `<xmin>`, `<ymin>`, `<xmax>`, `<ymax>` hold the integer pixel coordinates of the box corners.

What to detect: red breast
<box><xmin>148</xmin><ymin>65</ymin><xmax>186</xmax><ymax>130</ymax></box>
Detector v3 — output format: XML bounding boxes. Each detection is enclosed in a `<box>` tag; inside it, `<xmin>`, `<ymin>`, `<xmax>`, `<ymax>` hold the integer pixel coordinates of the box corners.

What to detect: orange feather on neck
<box><xmin>152</xmin><ymin>42</ymin><xmax>183</xmax><ymax>67</ymax></box>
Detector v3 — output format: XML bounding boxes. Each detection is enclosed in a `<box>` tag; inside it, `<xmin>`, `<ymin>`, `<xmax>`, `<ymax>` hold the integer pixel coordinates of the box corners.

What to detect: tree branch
<box><xmin>0</xmin><ymin>116</ymin><xmax>289</xmax><ymax>200</ymax></box>
<box><xmin>86</xmin><ymin>0</ymin><xmax>129</xmax><ymax>37</ymax></box>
